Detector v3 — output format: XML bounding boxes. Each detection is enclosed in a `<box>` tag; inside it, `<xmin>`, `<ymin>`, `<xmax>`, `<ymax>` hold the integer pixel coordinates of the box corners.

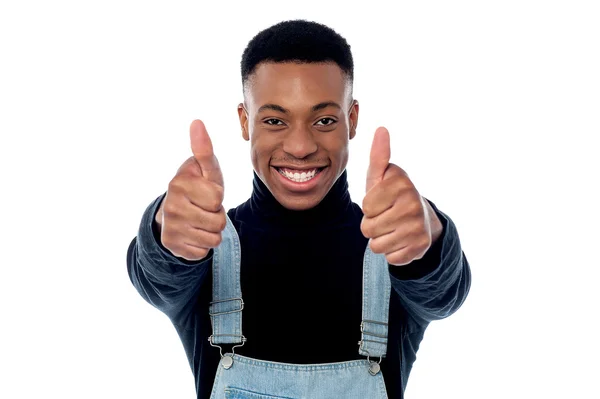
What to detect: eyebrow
<box><xmin>257</xmin><ymin>101</ymin><xmax>342</xmax><ymax>114</ymax></box>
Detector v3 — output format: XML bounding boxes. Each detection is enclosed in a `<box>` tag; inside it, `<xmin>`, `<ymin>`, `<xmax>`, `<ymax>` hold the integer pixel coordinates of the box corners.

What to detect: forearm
<box><xmin>388</xmin><ymin>200</ymin><xmax>471</xmax><ymax>328</ymax></box>
<box><xmin>126</xmin><ymin>193</ymin><xmax>212</xmax><ymax>325</ymax></box>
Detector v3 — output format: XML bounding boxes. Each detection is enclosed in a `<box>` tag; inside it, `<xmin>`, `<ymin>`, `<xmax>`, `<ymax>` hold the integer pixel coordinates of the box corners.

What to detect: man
<box><xmin>127</xmin><ymin>20</ymin><xmax>471</xmax><ymax>398</ymax></box>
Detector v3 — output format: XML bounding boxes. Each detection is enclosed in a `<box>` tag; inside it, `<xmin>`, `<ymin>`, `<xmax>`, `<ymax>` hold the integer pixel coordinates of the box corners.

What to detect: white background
<box><xmin>1</xmin><ymin>1</ymin><xmax>598</xmax><ymax>398</ymax></box>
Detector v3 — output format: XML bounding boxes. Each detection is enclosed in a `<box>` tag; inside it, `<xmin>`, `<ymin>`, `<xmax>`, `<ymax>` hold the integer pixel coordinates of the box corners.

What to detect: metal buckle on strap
<box><xmin>357</xmin><ymin>347</ymin><xmax>384</xmax><ymax>376</ymax></box>
<box><xmin>358</xmin><ymin>338</ymin><xmax>388</xmax><ymax>347</ymax></box>
<box><xmin>208</xmin><ymin>334</ymin><xmax>247</xmax><ymax>345</ymax></box>
<box><xmin>358</xmin><ymin>319</ymin><xmax>387</xmax><ymax>375</ymax></box>
<box><xmin>360</xmin><ymin>319</ymin><xmax>389</xmax><ymax>338</ymax></box>
<box><xmin>360</xmin><ymin>319</ymin><xmax>389</xmax><ymax>345</ymax></box>
<box><xmin>209</xmin><ymin>297</ymin><xmax>244</xmax><ymax>316</ymax></box>
<box><xmin>208</xmin><ymin>334</ymin><xmax>247</xmax><ymax>369</ymax></box>
<box><xmin>208</xmin><ymin>298</ymin><xmax>245</xmax><ymax>369</ymax></box>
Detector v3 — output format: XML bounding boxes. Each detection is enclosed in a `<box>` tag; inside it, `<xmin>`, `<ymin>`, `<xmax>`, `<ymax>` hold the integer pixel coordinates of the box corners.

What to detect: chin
<box><xmin>259</xmin><ymin>163</ymin><xmax>334</xmax><ymax>210</ymax></box>
<box><xmin>274</xmin><ymin>194</ymin><xmax>323</xmax><ymax>211</ymax></box>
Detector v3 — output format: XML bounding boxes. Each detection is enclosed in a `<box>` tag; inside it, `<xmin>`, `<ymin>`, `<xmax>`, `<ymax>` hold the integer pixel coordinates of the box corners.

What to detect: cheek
<box><xmin>338</xmin><ymin>148</ymin><xmax>349</xmax><ymax>170</ymax></box>
<box><xmin>250</xmin><ymin>135</ymin><xmax>273</xmax><ymax>167</ymax></box>
<box><xmin>250</xmin><ymin>148</ymin><xmax>259</xmax><ymax>168</ymax></box>
<box><xmin>323</xmin><ymin>134</ymin><xmax>349</xmax><ymax>162</ymax></box>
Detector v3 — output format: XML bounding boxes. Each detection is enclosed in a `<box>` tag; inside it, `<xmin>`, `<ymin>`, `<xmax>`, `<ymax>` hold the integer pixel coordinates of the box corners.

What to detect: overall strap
<box><xmin>358</xmin><ymin>245</ymin><xmax>392</xmax><ymax>359</ymax></box>
<box><xmin>208</xmin><ymin>214</ymin><xmax>245</xmax><ymax>345</ymax></box>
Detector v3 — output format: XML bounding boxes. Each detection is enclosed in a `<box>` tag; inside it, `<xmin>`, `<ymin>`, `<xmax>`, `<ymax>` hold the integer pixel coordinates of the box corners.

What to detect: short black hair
<box><xmin>241</xmin><ymin>20</ymin><xmax>354</xmax><ymax>87</ymax></box>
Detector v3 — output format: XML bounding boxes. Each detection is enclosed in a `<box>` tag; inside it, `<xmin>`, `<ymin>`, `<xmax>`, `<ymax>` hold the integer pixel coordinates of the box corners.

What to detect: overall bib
<box><xmin>208</xmin><ymin>215</ymin><xmax>392</xmax><ymax>399</ymax></box>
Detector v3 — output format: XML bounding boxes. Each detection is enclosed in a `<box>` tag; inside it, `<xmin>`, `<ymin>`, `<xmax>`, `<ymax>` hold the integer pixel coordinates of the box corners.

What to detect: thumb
<box><xmin>190</xmin><ymin>119</ymin><xmax>224</xmax><ymax>187</ymax></box>
<box><xmin>366</xmin><ymin>127</ymin><xmax>391</xmax><ymax>192</ymax></box>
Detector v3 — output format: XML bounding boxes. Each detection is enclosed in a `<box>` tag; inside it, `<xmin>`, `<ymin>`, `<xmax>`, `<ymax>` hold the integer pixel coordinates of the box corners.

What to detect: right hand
<box><xmin>155</xmin><ymin>119</ymin><xmax>226</xmax><ymax>261</ymax></box>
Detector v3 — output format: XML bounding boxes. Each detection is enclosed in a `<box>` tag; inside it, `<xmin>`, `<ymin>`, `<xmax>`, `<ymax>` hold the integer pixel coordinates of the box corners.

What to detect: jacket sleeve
<box><xmin>388</xmin><ymin>198</ymin><xmax>471</xmax><ymax>329</ymax></box>
<box><xmin>126</xmin><ymin>192</ymin><xmax>213</xmax><ymax>326</ymax></box>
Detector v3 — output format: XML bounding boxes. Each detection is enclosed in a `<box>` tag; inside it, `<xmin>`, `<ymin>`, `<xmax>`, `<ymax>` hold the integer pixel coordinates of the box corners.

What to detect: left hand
<box><xmin>360</xmin><ymin>127</ymin><xmax>444</xmax><ymax>266</ymax></box>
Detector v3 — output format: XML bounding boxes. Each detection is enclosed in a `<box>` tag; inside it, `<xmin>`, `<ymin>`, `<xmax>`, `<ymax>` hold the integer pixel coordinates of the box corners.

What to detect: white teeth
<box><xmin>279</xmin><ymin>168</ymin><xmax>319</xmax><ymax>182</ymax></box>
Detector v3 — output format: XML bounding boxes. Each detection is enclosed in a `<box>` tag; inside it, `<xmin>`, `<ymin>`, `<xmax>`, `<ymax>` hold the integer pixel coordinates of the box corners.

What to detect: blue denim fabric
<box><xmin>359</xmin><ymin>246</ymin><xmax>392</xmax><ymax>359</ymax></box>
<box><xmin>208</xmin><ymin>215</ymin><xmax>391</xmax><ymax>398</ymax></box>
<box><xmin>208</xmin><ymin>215</ymin><xmax>244</xmax><ymax>345</ymax></box>
<box><xmin>212</xmin><ymin>356</ymin><xmax>388</xmax><ymax>399</ymax></box>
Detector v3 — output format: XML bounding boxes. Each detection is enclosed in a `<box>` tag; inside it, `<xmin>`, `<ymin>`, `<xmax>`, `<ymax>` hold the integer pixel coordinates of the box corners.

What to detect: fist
<box><xmin>360</xmin><ymin>127</ymin><xmax>443</xmax><ymax>266</ymax></box>
<box><xmin>155</xmin><ymin>120</ymin><xmax>227</xmax><ymax>261</ymax></box>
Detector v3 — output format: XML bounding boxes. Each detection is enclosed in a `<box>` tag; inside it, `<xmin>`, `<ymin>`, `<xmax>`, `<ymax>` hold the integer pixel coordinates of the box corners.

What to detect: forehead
<box><xmin>244</xmin><ymin>62</ymin><xmax>350</xmax><ymax>111</ymax></box>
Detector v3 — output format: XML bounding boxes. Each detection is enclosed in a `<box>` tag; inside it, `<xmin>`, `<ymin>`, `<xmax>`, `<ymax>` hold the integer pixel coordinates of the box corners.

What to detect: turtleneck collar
<box><xmin>248</xmin><ymin>169</ymin><xmax>353</xmax><ymax>227</ymax></box>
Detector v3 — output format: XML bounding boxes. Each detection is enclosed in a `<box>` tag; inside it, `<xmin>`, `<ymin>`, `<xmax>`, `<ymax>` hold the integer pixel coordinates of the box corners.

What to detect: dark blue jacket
<box><xmin>127</xmin><ymin>171</ymin><xmax>471</xmax><ymax>398</ymax></box>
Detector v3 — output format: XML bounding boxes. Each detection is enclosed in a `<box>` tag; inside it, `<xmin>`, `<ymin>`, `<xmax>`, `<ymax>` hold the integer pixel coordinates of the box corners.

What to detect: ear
<box><xmin>348</xmin><ymin>99</ymin><xmax>359</xmax><ymax>140</ymax></box>
<box><xmin>238</xmin><ymin>103</ymin><xmax>250</xmax><ymax>141</ymax></box>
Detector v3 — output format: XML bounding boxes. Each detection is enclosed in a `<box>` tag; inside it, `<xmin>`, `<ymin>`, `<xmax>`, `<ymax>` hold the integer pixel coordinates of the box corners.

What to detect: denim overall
<box><xmin>208</xmin><ymin>215</ymin><xmax>391</xmax><ymax>399</ymax></box>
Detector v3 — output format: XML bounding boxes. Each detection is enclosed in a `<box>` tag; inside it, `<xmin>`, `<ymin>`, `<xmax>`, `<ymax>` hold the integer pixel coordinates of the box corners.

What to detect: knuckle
<box><xmin>208</xmin><ymin>198</ymin><xmax>222</xmax><ymax>212</ymax></box>
<box><xmin>211</xmin><ymin>195</ymin><xmax>224</xmax><ymax>212</ymax></box>
<box><xmin>202</xmin><ymin>184</ymin><xmax>223</xmax><ymax>212</ymax></box>
<box><xmin>208</xmin><ymin>233</ymin><xmax>223</xmax><ymax>247</ymax></box>
<box><xmin>161</xmin><ymin>235</ymin><xmax>177</xmax><ymax>251</ymax></box>
<box><xmin>409</xmin><ymin>198</ymin><xmax>424</xmax><ymax>214</ymax></box>
<box><xmin>408</xmin><ymin>218</ymin><xmax>424</xmax><ymax>234</ymax></box>
<box><xmin>369</xmin><ymin>240</ymin><xmax>382</xmax><ymax>254</ymax></box>
<box><xmin>213</xmin><ymin>184</ymin><xmax>225</xmax><ymax>203</ymax></box>
<box><xmin>163</xmin><ymin>201</ymin><xmax>179</xmax><ymax>216</ymax></box>
<box><xmin>216</xmin><ymin>215</ymin><xmax>227</xmax><ymax>231</ymax></box>
<box><xmin>360</xmin><ymin>220</ymin><xmax>371</xmax><ymax>237</ymax></box>
<box><xmin>419</xmin><ymin>237</ymin><xmax>432</xmax><ymax>252</ymax></box>
<box><xmin>362</xmin><ymin>202</ymin><xmax>372</xmax><ymax>217</ymax></box>
<box><xmin>168</xmin><ymin>176</ymin><xmax>185</xmax><ymax>191</ymax></box>
<box><xmin>406</xmin><ymin>247</ymin><xmax>420</xmax><ymax>262</ymax></box>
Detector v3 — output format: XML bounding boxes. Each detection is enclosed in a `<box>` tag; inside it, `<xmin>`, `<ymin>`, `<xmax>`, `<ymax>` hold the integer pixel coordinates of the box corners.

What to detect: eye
<box><xmin>315</xmin><ymin>117</ymin><xmax>337</xmax><ymax>126</ymax></box>
<box><xmin>264</xmin><ymin>118</ymin><xmax>284</xmax><ymax>126</ymax></box>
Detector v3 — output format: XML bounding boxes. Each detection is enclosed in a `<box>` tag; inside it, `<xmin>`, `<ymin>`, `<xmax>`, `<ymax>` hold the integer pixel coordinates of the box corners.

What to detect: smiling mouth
<box><xmin>274</xmin><ymin>166</ymin><xmax>326</xmax><ymax>183</ymax></box>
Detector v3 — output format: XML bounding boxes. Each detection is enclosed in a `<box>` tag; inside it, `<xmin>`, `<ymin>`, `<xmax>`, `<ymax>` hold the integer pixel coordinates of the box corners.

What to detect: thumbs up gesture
<box><xmin>155</xmin><ymin>120</ymin><xmax>227</xmax><ymax>261</ymax></box>
<box><xmin>360</xmin><ymin>127</ymin><xmax>444</xmax><ymax>266</ymax></box>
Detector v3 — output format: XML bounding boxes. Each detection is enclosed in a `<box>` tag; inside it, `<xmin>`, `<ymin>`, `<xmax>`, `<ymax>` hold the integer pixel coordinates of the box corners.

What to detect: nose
<box><xmin>282</xmin><ymin>127</ymin><xmax>318</xmax><ymax>159</ymax></box>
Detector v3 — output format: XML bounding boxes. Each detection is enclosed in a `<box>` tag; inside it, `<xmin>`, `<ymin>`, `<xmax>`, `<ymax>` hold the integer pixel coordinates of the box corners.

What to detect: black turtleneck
<box><xmin>229</xmin><ymin>170</ymin><xmax>370</xmax><ymax>365</ymax></box>
<box><xmin>127</xmin><ymin>169</ymin><xmax>471</xmax><ymax>399</ymax></box>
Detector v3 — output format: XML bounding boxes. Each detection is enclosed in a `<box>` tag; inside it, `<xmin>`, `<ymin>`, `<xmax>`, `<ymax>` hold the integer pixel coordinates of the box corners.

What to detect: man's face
<box><xmin>238</xmin><ymin>62</ymin><xmax>359</xmax><ymax>211</ymax></box>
